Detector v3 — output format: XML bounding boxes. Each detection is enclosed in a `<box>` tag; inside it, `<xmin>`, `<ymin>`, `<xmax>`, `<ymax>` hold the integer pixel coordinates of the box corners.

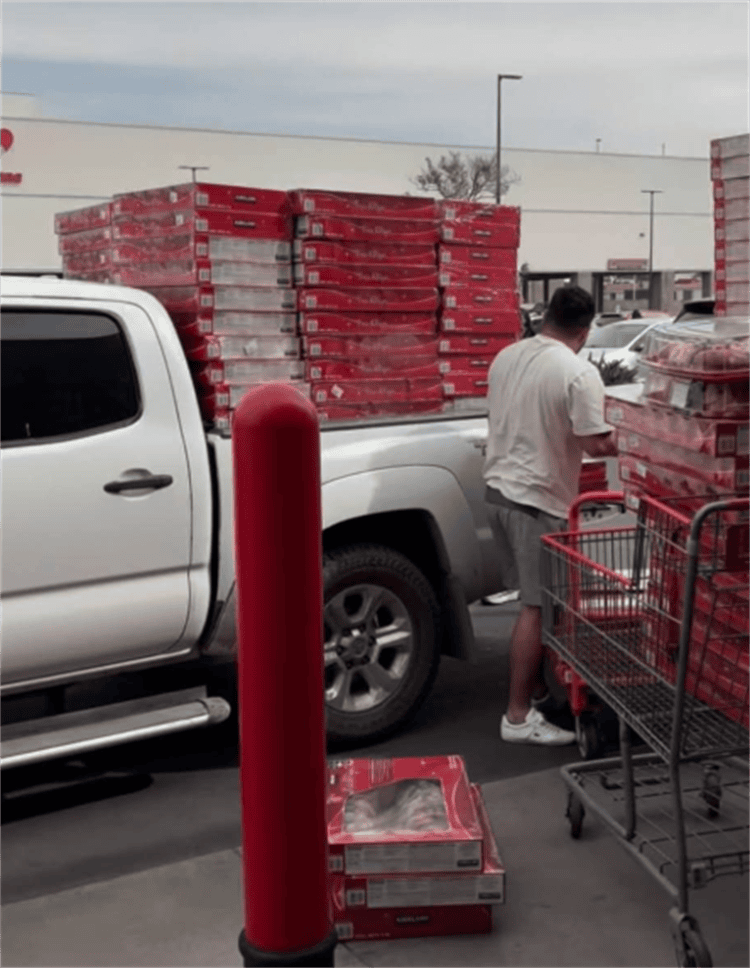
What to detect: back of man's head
<box><xmin>544</xmin><ymin>286</ymin><xmax>595</xmax><ymax>332</ymax></box>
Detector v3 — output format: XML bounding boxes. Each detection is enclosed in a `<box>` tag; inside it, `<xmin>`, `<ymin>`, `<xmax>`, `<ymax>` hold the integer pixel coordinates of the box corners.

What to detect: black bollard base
<box><xmin>239</xmin><ymin>928</ymin><xmax>338</xmax><ymax>967</ymax></box>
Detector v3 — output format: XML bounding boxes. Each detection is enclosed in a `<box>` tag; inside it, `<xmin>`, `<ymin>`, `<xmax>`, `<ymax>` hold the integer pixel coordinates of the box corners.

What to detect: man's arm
<box><xmin>578</xmin><ymin>431</ymin><xmax>618</xmax><ymax>458</ymax></box>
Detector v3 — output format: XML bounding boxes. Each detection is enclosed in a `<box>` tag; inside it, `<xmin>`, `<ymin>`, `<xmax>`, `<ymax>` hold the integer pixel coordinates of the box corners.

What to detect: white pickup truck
<box><xmin>1</xmin><ymin>274</ymin><xmax>526</xmax><ymax>769</ymax></box>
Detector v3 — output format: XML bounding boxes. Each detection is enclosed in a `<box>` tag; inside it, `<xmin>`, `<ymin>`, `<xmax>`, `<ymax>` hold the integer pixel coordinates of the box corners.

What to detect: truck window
<box><xmin>1</xmin><ymin>310</ymin><xmax>140</xmax><ymax>445</ymax></box>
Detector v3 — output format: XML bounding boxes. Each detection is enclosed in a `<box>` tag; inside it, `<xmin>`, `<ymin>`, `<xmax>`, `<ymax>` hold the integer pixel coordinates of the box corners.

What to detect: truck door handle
<box><xmin>104</xmin><ymin>474</ymin><xmax>174</xmax><ymax>494</ymax></box>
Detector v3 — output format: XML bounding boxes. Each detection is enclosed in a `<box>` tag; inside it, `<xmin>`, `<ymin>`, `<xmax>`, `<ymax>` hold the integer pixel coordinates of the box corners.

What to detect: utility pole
<box><xmin>596</xmin><ymin>138</ymin><xmax>602</xmax><ymax>153</ymax></box>
<box><xmin>179</xmin><ymin>165</ymin><xmax>210</xmax><ymax>183</ymax></box>
<box><xmin>641</xmin><ymin>189</ymin><xmax>663</xmax><ymax>309</ymax></box>
<box><xmin>496</xmin><ymin>73</ymin><xmax>522</xmax><ymax>204</ymax></box>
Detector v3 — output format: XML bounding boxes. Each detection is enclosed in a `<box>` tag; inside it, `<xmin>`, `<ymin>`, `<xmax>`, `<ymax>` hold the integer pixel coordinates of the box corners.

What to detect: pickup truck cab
<box><xmin>1</xmin><ymin>275</ymin><xmax>511</xmax><ymax>767</ymax></box>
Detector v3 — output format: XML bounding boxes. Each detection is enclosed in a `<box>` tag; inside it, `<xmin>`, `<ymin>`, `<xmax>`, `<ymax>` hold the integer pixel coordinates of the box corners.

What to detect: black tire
<box><xmin>677</xmin><ymin>924</ymin><xmax>713</xmax><ymax>968</ymax></box>
<box><xmin>576</xmin><ymin>714</ymin><xmax>604</xmax><ymax>760</ymax></box>
<box><xmin>322</xmin><ymin>544</ymin><xmax>440</xmax><ymax>747</ymax></box>
<box><xmin>566</xmin><ymin>791</ymin><xmax>585</xmax><ymax>839</ymax></box>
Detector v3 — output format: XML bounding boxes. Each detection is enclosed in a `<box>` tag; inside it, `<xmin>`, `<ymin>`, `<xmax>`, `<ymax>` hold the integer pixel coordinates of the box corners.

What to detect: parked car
<box><xmin>673</xmin><ymin>297</ymin><xmax>716</xmax><ymax>322</ymax></box>
<box><xmin>580</xmin><ymin>318</ymin><xmax>673</xmax><ymax>370</ymax></box>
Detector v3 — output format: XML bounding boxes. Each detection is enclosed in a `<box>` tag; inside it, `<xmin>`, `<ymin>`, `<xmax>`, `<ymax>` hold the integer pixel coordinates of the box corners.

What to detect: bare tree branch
<box><xmin>410</xmin><ymin>151</ymin><xmax>520</xmax><ymax>201</ymax></box>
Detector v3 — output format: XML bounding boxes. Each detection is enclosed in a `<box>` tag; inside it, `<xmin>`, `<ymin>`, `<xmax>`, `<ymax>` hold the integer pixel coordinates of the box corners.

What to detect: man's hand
<box><xmin>579</xmin><ymin>431</ymin><xmax>618</xmax><ymax>458</ymax></box>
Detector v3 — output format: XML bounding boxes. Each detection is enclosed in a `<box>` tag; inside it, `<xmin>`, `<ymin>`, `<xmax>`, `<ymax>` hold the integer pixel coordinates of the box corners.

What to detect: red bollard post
<box><xmin>232</xmin><ymin>383</ymin><xmax>336</xmax><ymax>968</ymax></box>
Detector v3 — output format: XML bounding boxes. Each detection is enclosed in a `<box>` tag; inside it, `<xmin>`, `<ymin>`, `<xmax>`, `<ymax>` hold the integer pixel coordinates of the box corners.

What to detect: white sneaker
<box><xmin>501</xmin><ymin>707</ymin><xmax>576</xmax><ymax>746</ymax></box>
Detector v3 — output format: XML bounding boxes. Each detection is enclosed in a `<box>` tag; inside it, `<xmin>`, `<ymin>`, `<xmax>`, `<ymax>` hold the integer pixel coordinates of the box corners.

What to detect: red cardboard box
<box><xmin>55</xmin><ymin>203</ymin><xmax>112</xmax><ymax>235</ymax></box>
<box><xmin>199</xmin><ymin>380</ymin><xmax>311</xmax><ymax>426</ymax></box>
<box><xmin>714</xmin><ymin>197</ymin><xmax>750</xmax><ymax>223</ymax></box>
<box><xmin>715</xmin><ymin>280</ymin><xmax>750</xmax><ymax>303</ymax></box>
<box><xmin>616</xmin><ymin>431</ymin><xmax>749</xmax><ymax>493</ymax></box>
<box><xmin>438</xmin><ymin>200</ymin><xmax>520</xmax><ymax>226</ymax></box>
<box><xmin>713</xmin><ymin>177</ymin><xmax>750</xmax><ymax>202</ymax></box>
<box><xmin>144</xmin><ymin>285</ymin><xmax>297</xmax><ymax>313</ymax></box>
<box><xmin>711</xmin><ymin>155</ymin><xmax>750</xmax><ymax>182</ymax></box>
<box><xmin>438</xmin><ymin>355</ymin><xmax>494</xmax><ymax>376</ymax></box>
<box><xmin>302</xmin><ymin>335</ymin><xmax>438</xmax><ymax>359</ymax></box>
<box><xmin>440</xmin><ymin>222</ymin><xmax>520</xmax><ymax>248</ymax></box>
<box><xmin>317</xmin><ymin>400</ymin><xmax>447</xmax><ymax>422</ymax></box>
<box><xmin>294</xmin><ymin>263</ymin><xmax>438</xmax><ymax>289</ymax></box>
<box><xmin>113</xmin><ymin>209</ymin><xmax>292</xmax><ymax>241</ymax></box>
<box><xmin>180</xmin><ymin>333</ymin><xmax>301</xmax><ymax>362</ymax></box>
<box><xmin>298</xmin><ymin>311</ymin><xmax>437</xmax><ymax>336</ymax></box>
<box><xmin>111</xmin><ymin>234</ymin><xmax>291</xmax><ymax>264</ymax></box>
<box><xmin>192</xmin><ymin>358</ymin><xmax>305</xmax><ymax>389</ymax></box>
<box><xmin>715</xmin><ymin>239</ymin><xmax>750</xmax><ymax>264</ymax></box>
<box><xmin>711</xmin><ymin>134</ymin><xmax>750</xmax><ymax>159</ymax></box>
<box><xmin>439</xmin><ymin>309</ymin><xmax>520</xmax><ymax>335</ymax></box>
<box><xmin>330</xmin><ymin>783</ymin><xmax>503</xmax><ymax>942</ymax></box>
<box><xmin>306</xmin><ymin>358</ymin><xmax>441</xmax><ymax>381</ymax></box>
<box><xmin>293</xmin><ymin>239</ymin><xmax>437</xmax><ymax>266</ymax></box>
<box><xmin>311</xmin><ymin>379</ymin><xmax>443</xmax><ymax>405</ymax></box>
<box><xmin>442</xmin><ymin>286</ymin><xmax>518</xmax><ymax>312</ymax></box>
<box><xmin>715</xmin><ymin>219</ymin><xmax>750</xmax><ymax>244</ymax></box>
<box><xmin>57</xmin><ymin>226</ymin><xmax>114</xmax><ymax>254</ymax></box>
<box><xmin>438</xmin><ymin>335</ymin><xmax>514</xmax><ymax>356</ymax></box>
<box><xmin>438</xmin><ymin>265</ymin><xmax>516</xmax><ymax>289</ymax></box>
<box><xmin>438</xmin><ymin>244</ymin><xmax>517</xmax><ymax>268</ymax></box>
<box><xmin>297</xmin><ymin>287</ymin><xmax>439</xmax><ymax>313</ymax></box>
<box><xmin>112</xmin><ymin>183</ymin><xmax>290</xmax><ymax>217</ymax></box>
<box><xmin>62</xmin><ymin>250</ymin><xmax>113</xmax><ymax>273</ymax></box>
<box><xmin>110</xmin><ymin>259</ymin><xmax>293</xmax><ymax>288</ymax></box>
<box><xmin>289</xmin><ymin>189</ymin><xmax>438</xmax><ymax>221</ymax></box>
<box><xmin>714</xmin><ymin>260</ymin><xmax>750</xmax><ymax>284</ymax></box>
<box><xmin>296</xmin><ymin>214</ymin><xmax>440</xmax><ymax>245</ymax></box>
<box><xmin>327</xmin><ymin>755</ymin><xmax>483</xmax><ymax>876</ymax></box>
<box><xmin>443</xmin><ymin>373</ymin><xmax>490</xmax><ymax>398</ymax></box>
<box><xmin>641</xmin><ymin>368</ymin><xmax>748</xmax><ymax>419</ymax></box>
<box><xmin>169</xmin><ymin>310</ymin><xmax>297</xmax><ymax>338</ymax></box>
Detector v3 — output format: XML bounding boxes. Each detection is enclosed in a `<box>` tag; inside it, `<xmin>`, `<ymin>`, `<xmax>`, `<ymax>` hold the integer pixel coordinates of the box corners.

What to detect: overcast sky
<box><xmin>2</xmin><ymin>1</ymin><xmax>748</xmax><ymax>157</ymax></box>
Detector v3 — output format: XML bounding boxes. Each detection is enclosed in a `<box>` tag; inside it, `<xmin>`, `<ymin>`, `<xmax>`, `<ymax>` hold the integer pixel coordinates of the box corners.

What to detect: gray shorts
<box><xmin>485</xmin><ymin>486</ymin><xmax>566</xmax><ymax>608</ymax></box>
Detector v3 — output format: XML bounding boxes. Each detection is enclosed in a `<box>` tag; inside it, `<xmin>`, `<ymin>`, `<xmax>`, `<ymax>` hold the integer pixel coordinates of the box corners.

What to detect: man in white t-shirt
<box><xmin>484</xmin><ymin>285</ymin><xmax>618</xmax><ymax>745</ymax></box>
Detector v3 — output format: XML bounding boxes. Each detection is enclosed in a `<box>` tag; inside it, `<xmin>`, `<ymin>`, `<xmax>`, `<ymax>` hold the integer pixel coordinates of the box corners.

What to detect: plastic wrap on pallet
<box><xmin>437</xmin><ymin>244</ymin><xmax>517</xmax><ymax>268</ymax></box>
<box><xmin>144</xmin><ymin>284</ymin><xmax>297</xmax><ymax>313</ymax></box>
<box><xmin>639</xmin><ymin>317</ymin><xmax>749</xmax><ymax>378</ymax></box>
<box><xmin>302</xmin><ymin>334</ymin><xmax>439</xmax><ymax>359</ymax></box>
<box><xmin>293</xmin><ymin>239</ymin><xmax>437</xmax><ymax>266</ymax></box>
<box><xmin>641</xmin><ymin>367</ymin><xmax>748</xmax><ymax>418</ymax></box>
<box><xmin>54</xmin><ymin>203</ymin><xmax>112</xmax><ymax>235</ymax></box>
<box><xmin>297</xmin><ymin>286</ymin><xmax>439</xmax><ymax>313</ymax></box>
<box><xmin>439</xmin><ymin>309</ymin><xmax>520</xmax><ymax>335</ymax></box>
<box><xmin>440</xmin><ymin>221</ymin><xmax>520</xmax><ymax>248</ymax></box>
<box><xmin>311</xmin><ymin>378</ymin><xmax>443</xmax><ymax>405</ymax></box>
<box><xmin>170</xmin><ymin>310</ymin><xmax>297</xmax><ymax>337</ymax></box>
<box><xmin>438</xmin><ymin>265</ymin><xmax>516</xmax><ymax>289</ymax></box>
<box><xmin>112</xmin><ymin>209</ymin><xmax>292</xmax><ymax>240</ymax></box>
<box><xmin>112</xmin><ymin>183</ymin><xmax>290</xmax><ymax>217</ymax></box>
<box><xmin>293</xmin><ymin>263</ymin><xmax>438</xmax><ymax>289</ymax></box>
<box><xmin>180</xmin><ymin>334</ymin><xmax>301</xmax><ymax>362</ymax></box>
<box><xmin>438</xmin><ymin>334</ymin><xmax>515</xmax><ymax>356</ymax></box>
<box><xmin>296</xmin><ymin>214</ymin><xmax>440</xmax><ymax>245</ymax></box>
<box><xmin>109</xmin><ymin>259</ymin><xmax>294</xmax><ymax>288</ymax></box>
<box><xmin>111</xmin><ymin>234</ymin><xmax>291</xmax><ymax>264</ymax></box>
<box><xmin>298</xmin><ymin>311</ymin><xmax>437</xmax><ymax>336</ymax></box>
<box><xmin>57</xmin><ymin>226</ymin><xmax>114</xmax><ymax>254</ymax></box>
<box><xmin>289</xmin><ymin>189</ymin><xmax>438</xmax><ymax>221</ymax></box>
<box><xmin>441</xmin><ymin>286</ymin><xmax>518</xmax><ymax>312</ymax></box>
<box><xmin>305</xmin><ymin>358</ymin><xmax>441</xmax><ymax>382</ymax></box>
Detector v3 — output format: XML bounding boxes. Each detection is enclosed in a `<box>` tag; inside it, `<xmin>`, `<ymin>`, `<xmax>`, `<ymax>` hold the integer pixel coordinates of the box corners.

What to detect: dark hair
<box><xmin>543</xmin><ymin>286</ymin><xmax>595</xmax><ymax>331</ymax></box>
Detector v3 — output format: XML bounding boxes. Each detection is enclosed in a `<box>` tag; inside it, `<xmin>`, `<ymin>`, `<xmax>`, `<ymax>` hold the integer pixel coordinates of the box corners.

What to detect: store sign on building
<box><xmin>606</xmin><ymin>258</ymin><xmax>648</xmax><ymax>271</ymax></box>
<box><xmin>1</xmin><ymin>128</ymin><xmax>23</xmax><ymax>185</ymax></box>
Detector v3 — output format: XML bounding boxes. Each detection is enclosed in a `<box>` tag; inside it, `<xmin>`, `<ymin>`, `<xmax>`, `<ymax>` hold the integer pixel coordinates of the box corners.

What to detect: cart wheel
<box><xmin>566</xmin><ymin>791</ymin><xmax>585</xmax><ymax>839</ymax></box>
<box><xmin>676</xmin><ymin>924</ymin><xmax>713</xmax><ymax>967</ymax></box>
<box><xmin>575</xmin><ymin>715</ymin><xmax>604</xmax><ymax>760</ymax></box>
<box><xmin>701</xmin><ymin>763</ymin><xmax>722</xmax><ymax>820</ymax></box>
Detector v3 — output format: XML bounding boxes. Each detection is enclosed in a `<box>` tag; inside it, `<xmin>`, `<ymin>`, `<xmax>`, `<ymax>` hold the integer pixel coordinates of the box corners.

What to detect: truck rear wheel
<box><xmin>323</xmin><ymin>544</ymin><xmax>440</xmax><ymax>747</ymax></box>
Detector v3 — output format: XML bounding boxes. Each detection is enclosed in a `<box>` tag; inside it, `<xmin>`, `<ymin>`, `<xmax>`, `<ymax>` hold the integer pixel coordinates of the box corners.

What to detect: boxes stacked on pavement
<box><xmin>327</xmin><ymin>756</ymin><xmax>505</xmax><ymax>941</ymax></box>
<box><xmin>603</xmin><ymin>316</ymin><xmax>749</xmax><ymax>724</ymax></box>
<box><xmin>711</xmin><ymin>134</ymin><xmax>750</xmax><ymax>317</ymax></box>
<box><xmin>290</xmin><ymin>190</ymin><xmax>446</xmax><ymax>421</ymax></box>
<box><xmin>436</xmin><ymin>200</ymin><xmax>521</xmax><ymax>409</ymax></box>
<box><xmin>56</xmin><ymin>184</ymin><xmax>299</xmax><ymax>431</ymax></box>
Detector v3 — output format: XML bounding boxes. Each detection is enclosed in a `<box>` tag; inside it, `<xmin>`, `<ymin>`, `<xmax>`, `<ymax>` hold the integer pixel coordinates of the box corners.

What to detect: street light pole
<box><xmin>641</xmin><ymin>189</ymin><xmax>663</xmax><ymax>309</ymax></box>
<box><xmin>496</xmin><ymin>73</ymin><xmax>522</xmax><ymax>204</ymax></box>
<box><xmin>179</xmin><ymin>165</ymin><xmax>210</xmax><ymax>183</ymax></box>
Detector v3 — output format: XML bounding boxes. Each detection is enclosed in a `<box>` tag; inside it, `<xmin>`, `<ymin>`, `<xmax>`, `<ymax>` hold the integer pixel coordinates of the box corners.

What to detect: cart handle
<box><xmin>568</xmin><ymin>490</ymin><xmax>625</xmax><ymax>531</ymax></box>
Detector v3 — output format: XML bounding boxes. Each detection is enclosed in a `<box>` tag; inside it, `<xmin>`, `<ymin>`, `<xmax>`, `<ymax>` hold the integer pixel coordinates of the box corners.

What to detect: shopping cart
<box><xmin>540</xmin><ymin>493</ymin><xmax>749</xmax><ymax>967</ymax></box>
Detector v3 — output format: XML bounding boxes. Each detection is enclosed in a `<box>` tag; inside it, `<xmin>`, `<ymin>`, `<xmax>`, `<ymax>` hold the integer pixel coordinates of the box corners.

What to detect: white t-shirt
<box><xmin>483</xmin><ymin>334</ymin><xmax>612</xmax><ymax>519</ymax></box>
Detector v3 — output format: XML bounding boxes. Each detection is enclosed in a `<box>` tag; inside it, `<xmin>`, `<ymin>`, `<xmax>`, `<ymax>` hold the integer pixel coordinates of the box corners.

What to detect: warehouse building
<box><xmin>1</xmin><ymin>92</ymin><xmax>714</xmax><ymax>312</ymax></box>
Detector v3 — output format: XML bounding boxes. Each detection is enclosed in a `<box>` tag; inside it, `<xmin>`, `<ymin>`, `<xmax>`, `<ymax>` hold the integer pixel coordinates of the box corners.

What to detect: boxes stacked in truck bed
<box><xmin>711</xmin><ymin>134</ymin><xmax>750</xmax><ymax>317</ymax></box>
<box><xmin>436</xmin><ymin>200</ymin><xmax>520</xmax><ymax>408</ymax></box>
<box><xmin>57</xmin><ymin>184</ymin><xmax>301</xmax><ymax>431</ymax></box>
<box><xmin>327</xmin><ymin>756</ymin><xmax>505</xmax><ymax>941</ymax></box>
<box><xmin>290</xmin><ymin>190</ymin><xmax>445</xmax><ymax>421</ymax></box>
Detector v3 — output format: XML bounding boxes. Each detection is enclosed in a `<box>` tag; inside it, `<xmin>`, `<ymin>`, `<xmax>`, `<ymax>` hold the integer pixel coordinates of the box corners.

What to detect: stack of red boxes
<box><xmin>290</xmin><ymin>190</ymin><xmax>445</xmax><ymax>421</ymax></box>
<box><xmin>327</xmin><ymin>755</ymin><xmax>505</xmax><ymax>941</ymax></box>
<box><xmin>57</xmin><ymin>184</ymin><xmax>301</xmax><ymax>431</ymax></box>
<box><xmin>711</xmin><ymin>134</ymin><xmax>750</xmax><ymax>317</ymax></box>
<box><xmin>55</xmin><ymin>202</ymin><xmax>114</xmax><ymax>278</ymax></box>
<box><xmin>603</xmin><ymin>318</ymin><xmax>749</xmax><ymax>723</ymax></box>
<box><xmin>436</xmin><ymin>200</ymin><xmax>521</xmax><ymax>407</ymax></box>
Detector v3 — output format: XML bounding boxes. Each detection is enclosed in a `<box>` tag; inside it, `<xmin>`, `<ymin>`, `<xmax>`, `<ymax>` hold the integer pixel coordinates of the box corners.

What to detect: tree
<box><xmin>411</xmin><ymin>150</ymin><xmax>520</xmax><ymax>201</ymax></box>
